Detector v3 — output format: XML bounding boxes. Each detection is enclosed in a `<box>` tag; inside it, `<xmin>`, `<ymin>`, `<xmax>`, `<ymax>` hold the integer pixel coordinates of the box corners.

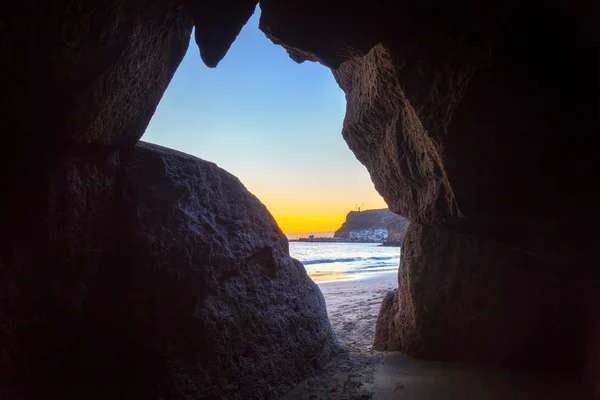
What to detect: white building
<box><xmin>348</xmin><ymin>228</ymin><xmax>389</xmax><ymax>241</ymax></box>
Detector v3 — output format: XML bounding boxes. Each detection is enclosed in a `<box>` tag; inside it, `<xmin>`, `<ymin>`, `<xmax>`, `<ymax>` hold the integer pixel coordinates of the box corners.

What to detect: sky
<box><xmin>142</xmin><ymin>8</ymin><xmax>387</xmax><ymax>234</ymax></box>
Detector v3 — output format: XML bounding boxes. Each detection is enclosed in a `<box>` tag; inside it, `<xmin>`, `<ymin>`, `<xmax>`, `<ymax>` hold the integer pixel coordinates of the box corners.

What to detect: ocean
<box><xmin>288</xmin><ymin>242</ymin><xmax>400</xmax><ymax>283</ymax></box>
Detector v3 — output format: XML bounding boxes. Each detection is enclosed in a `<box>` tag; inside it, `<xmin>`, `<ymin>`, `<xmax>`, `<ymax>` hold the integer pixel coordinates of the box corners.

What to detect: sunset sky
<box><xmin>143</xmin><ymin>8</ymin><xmax>387</xmax><ymax>234</ymax></box>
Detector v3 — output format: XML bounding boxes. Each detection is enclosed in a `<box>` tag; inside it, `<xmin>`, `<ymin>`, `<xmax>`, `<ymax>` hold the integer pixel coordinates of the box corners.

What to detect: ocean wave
<box><xmin>301</xmin><ymin>256</ymin><xmax>398</xmax><ymax>265</ymax></box>
<box><xmin>356</xmin><ymin>265</ymin><xmax>399</xmax><ymax>271</ymax></box>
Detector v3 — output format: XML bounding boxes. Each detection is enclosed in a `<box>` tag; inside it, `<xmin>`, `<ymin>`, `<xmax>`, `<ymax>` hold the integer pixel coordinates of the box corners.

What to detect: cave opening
<box><xmin>142</xmin><ymin>5</ymin><xmax>404</xmax><ymax>356</ymax></box>
<box><xmin>2</xmin><ymin>0</ymin><xmax>599</xmax><ymax>399</ymax></box>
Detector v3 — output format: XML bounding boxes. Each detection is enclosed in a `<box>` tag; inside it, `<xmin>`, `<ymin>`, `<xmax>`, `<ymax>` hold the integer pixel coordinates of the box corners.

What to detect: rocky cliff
<box><xmin>334</xmin><ymin>209</ymin><xmax>410</xmax><ymax>245</ymax></box>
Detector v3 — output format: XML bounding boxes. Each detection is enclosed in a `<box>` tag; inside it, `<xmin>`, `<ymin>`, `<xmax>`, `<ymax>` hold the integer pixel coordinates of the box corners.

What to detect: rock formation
<box><xmin>382</xmin><ymin>215</ymin><xmax>410</xmax><ymax>247</ymax></box>
<box><xmin>374</xmin><ymin>223</ymin><xmax>587</xmax><ymax>368</ymax></box>
<box><xmin>334</xmin><ymin>208</ymin><xmax>409</xmax><ymax>245</ymax></box>
<box><xmin>0</xmin><ymin>142</ymin><xmax>337</xmax><ymax>399</ymax></box>
<box><xmin>2</xmin><ymin>0</ymin><xmax>599</xmax><ymax>398</ymax></box>
<box><xmin>261</xmin><ymin>1</ymin><xmax>599</xmax><ymax>263</ymax></box>
<box><xmin>259</xmin><ymin>0</ymin><xmax>599</xmax><ymax>379</ymax></box>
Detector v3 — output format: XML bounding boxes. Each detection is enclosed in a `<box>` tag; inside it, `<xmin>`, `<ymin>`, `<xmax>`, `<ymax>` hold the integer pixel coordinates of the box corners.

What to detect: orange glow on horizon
<box><xmin>274</xmin><ymin>215</ymin><xmax>346</xmax><ymax>234</ymax></box>
<box><xmin>237</xmin><ymin>163</ymin><xmax>389</xmax><ymax>235</ymax></box>
<box><xmin>258</xmin><ymin>196</ymin><xmax>389</xmax><ymax>234</ymax></box>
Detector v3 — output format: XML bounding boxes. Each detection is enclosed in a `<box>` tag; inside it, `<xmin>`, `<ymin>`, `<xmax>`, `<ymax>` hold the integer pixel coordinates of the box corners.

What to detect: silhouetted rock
<box><xmin>0</xmin><ymin>142</ymin><xmax>337</xmax><ymax>399</ymax></box>
<box><xmin>262</xmin><ymin>0</ymin><xmax>599</xmax><ymax>264</ymax></box>
<box><xmin>3</xmin><ymin>0</ymin><xmax>600</xmax><ymax>396</ymax></box>
<box><xmin>5</xmin><ymin>0</ymin><xmax>192</xmax><ymax>149</ymax></box>
<box><xmin>374</xmin><ymin>223</ymin><xmax>588</xmax><ymax>368</ymax></box>
<box><xmin>190</xmin><ymin>0</ymin><xmax>258</xmax><ymax>67</ymax></box>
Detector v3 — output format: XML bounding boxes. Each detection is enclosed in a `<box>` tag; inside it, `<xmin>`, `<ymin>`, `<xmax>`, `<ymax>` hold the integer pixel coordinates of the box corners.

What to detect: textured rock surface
<box><xmin>383</xmin><ymin>215</ymin><xmax>411</xmax><ymax>247</ymax></box>
<box><xmin>260</xmin><ymin>2</ymin><xmax>598</xmax><ymax>378</ymax></box>
<box><xmin>3</xmin><ymin>0</ymin><xmax>599</xmax><ymax>394</ymax></box>
<box><xmin>4</xmin><ymin>0</ymin><xmax>192</xmax><ymax>148</ymax></box>
<box><xmin>2</xmin><ymin>0</ymin><xmax>195</xmax><ymax>252</ymax></box>
<box><xmin>262</xmin><ymin>1</ymin><xmax>599</xmax><ymax>264</ymax></box>
<box><xmin>333</xmin><ymin>43</ymin><xmax>469</xmax><ymax>227</ymax></box>
<box><xmin>374</xmin><ymin>223</ymin><xmax>590</xmax><ymax>368</ymax></box>
<box><xmin>0</xmin><ymin>142</ymin><xmax>337</xmax><ymax>399</ymax></box>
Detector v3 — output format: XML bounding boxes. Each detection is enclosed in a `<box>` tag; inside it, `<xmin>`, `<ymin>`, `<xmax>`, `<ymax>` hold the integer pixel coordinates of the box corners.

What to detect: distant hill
<box><xmin>333</xmin><ymin>208</ymin><xmax>410</xmax><ymax>245</ymax></box>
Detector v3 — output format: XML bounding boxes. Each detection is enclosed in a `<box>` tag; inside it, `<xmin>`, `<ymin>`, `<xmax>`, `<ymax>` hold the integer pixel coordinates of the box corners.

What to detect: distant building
<box><xmin>348</xmin><ymin>228</ymin><xmax>389</xmax><ymax>241</ymax></box>
<box><xmin>308</xmin><ymin>235</ymin><xmax>314</xmax><ymax>242</ymax></box>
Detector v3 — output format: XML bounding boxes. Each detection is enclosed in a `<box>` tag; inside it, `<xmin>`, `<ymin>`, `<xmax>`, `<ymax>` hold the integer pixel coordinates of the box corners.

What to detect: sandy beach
<box><xmin>281</xmin><ymin>272</ymin><xmax>396</xmax><ymax>400</ymax></box>
<box><xmin>319</xmin><ymin>272</ymin><xmax>397</xmax><ymax>350</ymax></box>
<box><xmin>281</xmin><ymin>271</ymin><xmax>586</xmax><ymax>400</ymax></box>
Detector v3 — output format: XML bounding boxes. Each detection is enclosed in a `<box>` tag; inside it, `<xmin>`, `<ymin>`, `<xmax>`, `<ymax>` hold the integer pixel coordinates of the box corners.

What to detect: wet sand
<box><xmin>281</xmin><ymin>271</ymin><xmax>586</xmax><ymax>399</ymax></box>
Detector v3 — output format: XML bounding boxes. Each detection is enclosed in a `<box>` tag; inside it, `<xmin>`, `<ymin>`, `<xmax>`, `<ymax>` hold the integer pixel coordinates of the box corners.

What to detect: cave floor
<box><xmin>280</xmin><ymin>272</ymin><xmax>585</xmax><ymax>400</ymax></box>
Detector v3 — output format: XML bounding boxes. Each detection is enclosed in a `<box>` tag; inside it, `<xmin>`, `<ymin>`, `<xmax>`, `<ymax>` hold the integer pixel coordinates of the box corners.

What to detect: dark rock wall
<box><xmin>2</xmin><ymin>1</ymin><xmax>341</xmax><ymax>398</ymax></box>
<box><xmin>4</xmin><ymin>0</ymin><xmax>192</xmax><ymax>148</ymax></box>
<box><xmin>259</xmin><ymin>0</ymin><xmax>598</xmax><ymax>377</ymax></box>
<box><xmin>374</xmin><ymin>223</ymin><xmax>590</xmax><ymax>368</ymax></box>
<box><xmin>3</xmin><ymin>0</ymin><xmax>599</xmax><ymax>396</ymax></box>
<box><xmin>261</xmin><ymin>0</ymin><xmax>599</xmax><ymax>261</ymax></box>
<box><xmin>189</xmin><ymin>0</ymin><xmax>259</xmax><ymax>67</ymax></box>
<box><xmin>2</xmin><ymin>0</ymin><xmax>194</xmax><ymax>271</ymax></box>
<box><xmin>0</xmin><ymin>142</ymin><xmax>337</xmax><ymax>399</ymax></box>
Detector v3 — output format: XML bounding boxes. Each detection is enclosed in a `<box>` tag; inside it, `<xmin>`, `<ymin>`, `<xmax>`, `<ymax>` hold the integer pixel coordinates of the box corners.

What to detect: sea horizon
<box><xmin>285</xmin><ymin>231</ymin><xmax>335</xmax><ymax>240</ymax></box>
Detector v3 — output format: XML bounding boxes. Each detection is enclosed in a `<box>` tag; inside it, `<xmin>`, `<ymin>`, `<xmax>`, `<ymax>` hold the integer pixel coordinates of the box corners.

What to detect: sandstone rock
<box><xmin>374</xmin><ymin>223</ymin><xmax>588</xmax><ymax>368</ymax></box>
<box><xmin>0</xmin><ymin>142</ymin><xmax>337</xmax><ymax>399</ymax></box>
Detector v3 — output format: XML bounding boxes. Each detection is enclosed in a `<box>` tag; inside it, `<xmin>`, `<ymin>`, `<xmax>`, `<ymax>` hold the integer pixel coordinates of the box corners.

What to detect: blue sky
<box><xmin>142</xmin><ymin>8</ymin><xmax>386</xmax><ymax>233</ymax></box>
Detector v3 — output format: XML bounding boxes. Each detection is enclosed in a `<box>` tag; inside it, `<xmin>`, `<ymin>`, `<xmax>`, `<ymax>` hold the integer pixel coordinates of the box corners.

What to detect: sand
<box><xmin>280</xmin><ymin>272</ymin><xmax>395</xmax><ymax>400</ymax></box>
<box><xmin>319</xmin><ymin>272</ymin><xmax>398</xmax><ymax>350</ymax></box>
<box><xmin>280</xmin><ymin>271</ymin><xmax>586</xmax><ymax>400</ymax></box>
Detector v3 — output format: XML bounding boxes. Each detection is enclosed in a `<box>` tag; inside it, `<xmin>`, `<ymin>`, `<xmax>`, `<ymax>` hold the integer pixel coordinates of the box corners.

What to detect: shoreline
<box><xmin>309</xmin><ymin>268</ymin><xmax>398</xmax><ymax>284</ymax></box>
<box><xmin>289</xmin><ymin>239</ymin><xmax>391</xmax><ymax>244</ymax></box>
<box><xmin>283</xmin><ymin>270</ymin><xmax>585</xmax><ymax>399</ymax></box>
<box><xmin>317</xmin><ymin>271</ymin><xmax>397</xmax><ymax>349</ymax></box>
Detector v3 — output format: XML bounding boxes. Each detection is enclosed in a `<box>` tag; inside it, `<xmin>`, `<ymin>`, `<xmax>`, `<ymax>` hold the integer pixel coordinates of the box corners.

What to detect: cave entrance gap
<box><xmin>141</xmin><ymin>6</ymin><xmax>402</xmax><ymax>351</ymax></box>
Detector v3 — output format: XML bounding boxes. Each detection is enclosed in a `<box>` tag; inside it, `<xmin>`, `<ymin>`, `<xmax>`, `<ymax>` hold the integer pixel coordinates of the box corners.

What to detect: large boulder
<box><xmin>0</xmin><ymin>142</ymin><xmax>337</xmax><ymax>399</ymax></box>
<box><xmin>373</xmin><ymin>223</ymin><xmax>591</xmax><ymax>368</ymax></box>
